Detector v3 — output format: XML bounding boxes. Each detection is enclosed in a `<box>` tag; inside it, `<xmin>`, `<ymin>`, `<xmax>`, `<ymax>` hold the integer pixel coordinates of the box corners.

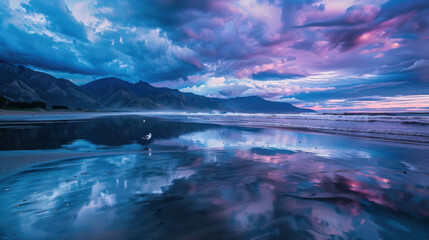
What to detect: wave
<box><xmin>240</xmin><ymin>121</ymin><xmax>429</xmax><ymax>144</ymax></box>
<box><xmin>154</xmin><ymin>112</ymin><xmax>429</xmax><ymax>125</ymax></box>
<box><xmin>240</xmin><ymin>114</ymin><xmax>429</xmax><ymax>125</ymax></box>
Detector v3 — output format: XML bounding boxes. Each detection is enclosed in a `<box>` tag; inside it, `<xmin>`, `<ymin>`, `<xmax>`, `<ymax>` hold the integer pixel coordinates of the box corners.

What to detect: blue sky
<box><xmin>1</xmin><ymin>0</ymin><xmax>429</xmax><ymax>112</ymax></box>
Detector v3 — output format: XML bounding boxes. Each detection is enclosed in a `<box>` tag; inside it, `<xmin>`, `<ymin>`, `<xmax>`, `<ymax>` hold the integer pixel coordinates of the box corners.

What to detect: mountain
<box><xmin>82</xmin><ymin>78</ymin><xmax>313</xmax><ymax>113</ymax></box>
<box><xmin>0</xmin><ymin>62</ymin><xmax>314</xmax><ymax>113</ymax></box>
<box><xmin>0</xmin><ymin>61</ymin><xmax>101</xmax><ymax>109</ymax></box>
<box><xmin>82</xmin><ymin>78</ymin><xmax>225</xmax><ymax>111</ymax></box>
<box><xmin>219</xmin><ymin>96</ymin><xmax>308</xmax><ymax>113</ymax></box>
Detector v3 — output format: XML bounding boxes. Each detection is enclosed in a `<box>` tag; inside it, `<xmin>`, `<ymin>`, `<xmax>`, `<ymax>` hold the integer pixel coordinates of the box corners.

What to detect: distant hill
<box><xmin>82</xmin><ymin>78</ymin><xmax>226</xmax><ymax>111</ymax></box>
<box><xmin>219</xmin><ymin>96</ymin><xmax>309</xmax><ymax>113</ymax></box>
<box><xmin>82</xmin><ymin>78</ymin><xmax>313</xmax><ymax>113</ymax></box>
<box><xmin>0</xmin><ymin>62</ymin><xmax>314</xmax><ymax>113</ymax></box>
<box><xmin>0</xmin><ymin>61</ymin><xmax>101</xmax><ymax>110</ymax></box>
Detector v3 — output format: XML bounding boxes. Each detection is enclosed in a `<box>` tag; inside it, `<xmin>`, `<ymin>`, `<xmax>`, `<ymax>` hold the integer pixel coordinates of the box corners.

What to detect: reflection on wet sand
<box><xmin>0</xmin><ymin>116</ymin><xmax>428</xmax><ymax>239</ymax></box>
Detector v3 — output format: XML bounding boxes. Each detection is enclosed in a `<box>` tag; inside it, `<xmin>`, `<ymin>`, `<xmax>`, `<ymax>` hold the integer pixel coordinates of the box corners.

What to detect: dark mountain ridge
<box><xmin>0</xmin><ymin>61</ymin><xmax>101</xmax><ymax>109</ymax></box>
<box><xmin>0</xmin><ymin>62</ymin><xmax>314</xmax><ymax>113</ymax></box>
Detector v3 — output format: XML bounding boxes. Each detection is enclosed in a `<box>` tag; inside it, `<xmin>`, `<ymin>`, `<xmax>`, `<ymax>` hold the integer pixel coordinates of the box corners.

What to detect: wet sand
<box><xmin>0</xmin><ymin>114</ymin><xmax>428</xmax><ymax>239</ymax></box>
<box><xmin>1</xmin><ymin>150</ymin><xmax>139</xmax><ymax>177</ymax></box>
<box><xmin>0</xmin><ymin>110</ymin><xmax>123</xmax><ymax>121</ymax></box>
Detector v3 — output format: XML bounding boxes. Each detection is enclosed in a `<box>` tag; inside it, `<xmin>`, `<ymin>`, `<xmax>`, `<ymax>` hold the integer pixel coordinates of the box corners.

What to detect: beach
<box><xmin>0</xmin><ymin>112</ymin><xmax>428</xmax><ymax>239</ymax></box>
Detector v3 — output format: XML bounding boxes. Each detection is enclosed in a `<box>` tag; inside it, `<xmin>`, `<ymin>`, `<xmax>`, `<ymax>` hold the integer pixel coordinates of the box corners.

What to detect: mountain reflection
<box><xmin>0</xmin><ymin>116</ymin><xmax>227</xmax><ymax>150</ymax></box>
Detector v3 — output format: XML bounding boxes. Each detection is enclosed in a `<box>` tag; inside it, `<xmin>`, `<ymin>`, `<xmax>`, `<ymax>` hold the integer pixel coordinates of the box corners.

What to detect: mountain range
<box><xmin>0</xmin><ymin>61</ymin><xmax>314</xmax><ymax>113</ymax></box>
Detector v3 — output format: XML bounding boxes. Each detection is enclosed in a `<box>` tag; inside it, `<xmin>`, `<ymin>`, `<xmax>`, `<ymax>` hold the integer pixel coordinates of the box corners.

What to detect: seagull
<box><xmin>142</xmin><ymin>133</ymin><xmax>152</xmax><ymax>151</ymax></box>
<box><xmin>142</xmin><ymin>133</ymin><xmax>152</xmax><ymax>142</ymax></box>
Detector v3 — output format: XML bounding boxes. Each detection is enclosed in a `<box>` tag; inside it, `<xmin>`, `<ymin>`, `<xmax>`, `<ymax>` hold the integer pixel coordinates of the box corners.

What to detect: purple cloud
<box><xmin>0</xmin><ymin>0</ymin><xmax>428</xmax><ymax>111</ymax></box>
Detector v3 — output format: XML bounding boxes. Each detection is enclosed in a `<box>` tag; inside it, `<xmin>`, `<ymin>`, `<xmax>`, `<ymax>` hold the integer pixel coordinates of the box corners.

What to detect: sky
<box><xmin>0</xmin><ymin>0</ymin><xmax>429</xmax><ymax>112</ymax></box>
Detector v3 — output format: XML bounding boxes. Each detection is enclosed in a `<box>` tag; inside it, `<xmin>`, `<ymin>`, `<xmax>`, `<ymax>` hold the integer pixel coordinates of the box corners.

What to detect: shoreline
<box><xmin>1</xmin><ymin>111</ymin><xmax>429</xmax><ymax>178</ymax></box>
<box><xmin>0</xmin><ymin>110</ymin><xmax>135</xmax><ymax>122</ymax></box>
<box><xmin>2</xmin><ymin>110</ymin><xmax>429</xmax><ymax>146</ymax></box>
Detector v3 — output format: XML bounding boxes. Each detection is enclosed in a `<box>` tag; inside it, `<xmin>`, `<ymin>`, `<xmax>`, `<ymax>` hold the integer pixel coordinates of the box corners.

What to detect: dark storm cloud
<box><xmin>0</xmin><ymin>24</ymin><xmax>95</xmax><ymax>75</ymax></box>
<box><xmin>298</xmin><ymin>0</ymin><xmax>429</xmax><ymax>52</ymax></box>
<box><xmin>297</xmin><ymin>5</ymin><xmax>380</xmax><ymax>27</ymax></box>
<box><xmin>24</xmin><ymin>0</ymin><xmax>88</xmax><ymax>42</ymax></box>
<box><xmin>251</xmin><ymin>71</ymin><xmax>303</xmax><ymax>80</ymax></box>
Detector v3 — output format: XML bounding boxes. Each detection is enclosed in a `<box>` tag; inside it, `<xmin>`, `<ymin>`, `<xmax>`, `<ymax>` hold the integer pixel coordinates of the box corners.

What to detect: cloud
<box><xmin>181</xmin><ymin>76</ymin><xmax>333</xmax><ymax>99</ymax></box>
<box><xmin>402</xmin><ymin>59</ymin><xmax>429</xmax><ymax>72</ymax></box>
<box><xmin>298</xmin><ymin>5</ymin><xmax>381</xmax><ymax>27</ymax></box>
<box><xmin>305</xmin><ymin>95</ymin><xmax>429</xmax><ymax>112</ymax></box>
<box><xmin>2</xmin><ymin>0</ymin><xmax>428</xmax><ymax>81</ymax></box>
<box><xmin>25</xmin><ymin>0</ymin><xmax>88</xmax><ymax>41</ymax></box>
<box><xmin>286</xmin><ymin>73</ymin><xmax>429</xmax><ymax>111</ymax></box>
<box><xmin>401</xmin><ymin>59</ymin><xmax>429</xmax><ymax>81</ymax></box>
<box><xmin>251</xmin><ymin>71</ymin><xmax>303</xmax><ymax>81</ymax></box>
<box><xmin>0</xmin><ymin>0</ymin><xmax>429</xmax><ymax>110</ymax></box>
<box><xmin>317</xmin><ymin>0</ymin><xmax>429</xmax><ymax>53</ymax></box>
<box><xmin>0</xmin><ymin>0</ymin><xmax>204</xmax><ymax>80</ymax></box>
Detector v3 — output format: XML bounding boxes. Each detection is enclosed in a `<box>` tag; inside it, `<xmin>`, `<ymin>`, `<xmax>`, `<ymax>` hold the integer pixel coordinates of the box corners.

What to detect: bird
<box><xmin>142</xmin><ymin>133</ymin><xmax>152</xmax><ymax>151</ymax></box>
<box><xmin>142</xmin><ymin>133</ymin><xmax>152</xmax><ymax>142</ymax></box>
